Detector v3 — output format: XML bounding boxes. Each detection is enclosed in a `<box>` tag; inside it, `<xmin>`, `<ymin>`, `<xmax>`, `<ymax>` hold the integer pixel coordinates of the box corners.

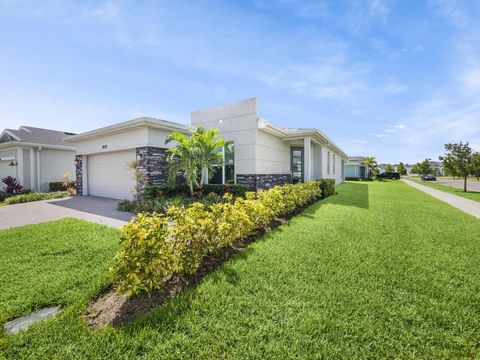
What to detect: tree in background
<box><xmin>473</xmin><ymin>152</ymin><xmax>480</xmax><ymax>181</ymax></box>
<box><xmin>411</xmin><ymin>163</ymin><xmax>420</xmax><ymax>175</ymax></box>
<box><xmin>439</xmin><ymin>142</ymin><xmax>478</xmax><ymax>192</ymax></box>
<box><xmin>364</xmin><ymin>156</ymin><xmax>378</xmax><ymax>179</ymax></box>
<box><xmin>385</xmin><ymin>164</ymin><xmax>395</xmax><ymax>172</ymax></box>
<box><xmin>396</xmin><ymin>162</ymin><xmax>407</xmax><ymax>176</ymax></box>
<box><xmin>418</xmin><ymin>159</ymin><xmax>432</xmax><ymax>179</ymax></box>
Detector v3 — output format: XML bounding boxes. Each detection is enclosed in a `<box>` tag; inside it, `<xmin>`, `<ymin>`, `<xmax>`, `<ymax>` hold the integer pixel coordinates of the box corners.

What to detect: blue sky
<box><xmin>1</xmin><ymin>0</ymin><xmax>480</xmax><ymax>164</ymax></box>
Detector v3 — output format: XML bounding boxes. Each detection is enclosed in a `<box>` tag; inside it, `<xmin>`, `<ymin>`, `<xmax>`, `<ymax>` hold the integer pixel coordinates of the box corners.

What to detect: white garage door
<box><xmin>87</xmin><ymin>150</ymin><xmax>136</xmax><ymax>200</ymax></box>
<box><xmin>0</xmin><ymin>160</ymin><xmax>15</xmax><ymax>181</ymax></box>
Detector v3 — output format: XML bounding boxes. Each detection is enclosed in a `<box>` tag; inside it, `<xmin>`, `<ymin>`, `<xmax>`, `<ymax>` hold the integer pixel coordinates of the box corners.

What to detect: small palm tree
<box><xmin>127</xmin><ymin>160</ymin><xmax>146</xmax><ymax>199</ymax></box>
<box><xmin>192</xmin><ymin>127</ymin><xmax>227</xmax><ymax>185</ymax></box>
<box><xmin>364</xmin><ymin>156</ymin><xmax>378</xmax><ymax>179</ymax></box>
<box><xmin>165</xmin><ymin>127</ymin><xmax>227</xmax><ymax>195</ymax></box>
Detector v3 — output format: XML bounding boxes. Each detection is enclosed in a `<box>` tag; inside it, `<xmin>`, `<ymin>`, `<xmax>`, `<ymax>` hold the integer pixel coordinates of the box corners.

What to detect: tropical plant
<box><xmin>127</xmin><ymin>160</ymin><xmax>146</xmax><ymax>200</ymax></box>
<box><xmin>440</xmin><ymin>142</ymin><xmax>479</xmax><ymax>192</ymax></box>
<box><xmin>364</xmin><ymin>156</ymin><xmax>378</xmax><ymax>179</ymax></box>
<box><xmin>62</xmin><ymin>173</ymin><xmax>77</xmax><ymax>196</ymax></box>
<box><xmin>165</xmin><ymin>127</ymin><xmax>227</xmax><ymax>195</ymax></box>
<box><xmin>1</xmin><ymin>176</ymin><xmax>23</xmax><ymax>195</ymax></box>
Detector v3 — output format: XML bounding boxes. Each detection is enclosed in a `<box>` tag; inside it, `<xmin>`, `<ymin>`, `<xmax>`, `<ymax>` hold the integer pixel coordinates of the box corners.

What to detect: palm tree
<box><xmin>192</xmin><ymin>127</ymin><xmax>227</xmax><ymax>185</ymax></box>
<box><xmin>364</xmin><ymin>156</ymin><xmax>378</xmax><ymax>179</ymax></box>
<box><xmin>165</xmin><ymin>127</ymin><xmax>226</xmax><ymax>195</ymax></box>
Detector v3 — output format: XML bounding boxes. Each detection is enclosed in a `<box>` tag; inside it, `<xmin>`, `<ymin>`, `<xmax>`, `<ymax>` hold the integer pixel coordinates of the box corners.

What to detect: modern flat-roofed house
<box><xmin>68</xmin><ymin>98</ymin><xmax>348</xmax><ymax>200</ymax></box>
<box><xmin>345</xmin><ymin>156</ymin><xmax>369</xmax><ymax>179</ymax></box>
<box><xmin>0</xmin><ymin>126</ymin><xmax>76</xmax><ymax>192</ymax></box>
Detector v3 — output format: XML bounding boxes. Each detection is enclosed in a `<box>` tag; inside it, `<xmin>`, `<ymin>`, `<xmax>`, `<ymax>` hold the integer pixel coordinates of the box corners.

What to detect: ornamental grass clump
<box><xmin>112</xmin><ymin>181</ymin><xmax>322</xmax><ymax>297</ymax></box>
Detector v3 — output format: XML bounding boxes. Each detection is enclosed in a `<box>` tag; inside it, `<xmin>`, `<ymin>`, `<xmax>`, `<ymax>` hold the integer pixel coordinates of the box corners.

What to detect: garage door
<box><xmin>0</xmin><ymin>160</ymin><xmax>15</xmax><ymax>181</ymax></box>
<box><xmin>87</xmin><ymin>150</ymin><xmax>136</xmax><ymax>200</ymax></box>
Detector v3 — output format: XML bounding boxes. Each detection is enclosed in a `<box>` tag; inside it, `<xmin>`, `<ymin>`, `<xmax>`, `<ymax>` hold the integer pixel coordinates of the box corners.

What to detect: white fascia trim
<box><xmin>76</xmin><ymin>143</ymin><xmax>148</xmax><ymax>156</ymax></box>
<box><xmin>66</xmin><ymin>118</ymin><xmax>191</xmax><ymax>143</ymax></box>
<box><xmin>1</xmin><ymin>129</ymin><xmax>21</xmax><ymax>141</ymax></box>
<box><xmin>258</xmin><ymin>118</ymin><xmax>287</xmax><ymax>137</ymax></box>
<box><xmin>0</xmin><ymin>142</ymin><xmax>75</xmax><ymax>151</ymax></box>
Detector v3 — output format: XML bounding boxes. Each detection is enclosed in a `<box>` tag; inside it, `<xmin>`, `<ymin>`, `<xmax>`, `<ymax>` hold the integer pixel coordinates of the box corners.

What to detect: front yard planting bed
<box><xmin>2</xmin><ymin>182</ymin><xmax>480</xmax><ymax>358</ymax></box>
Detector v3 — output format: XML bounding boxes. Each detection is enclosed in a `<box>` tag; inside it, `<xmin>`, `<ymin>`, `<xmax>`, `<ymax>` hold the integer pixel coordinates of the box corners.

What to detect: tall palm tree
<box><xmin>165</xmin><ymin>127</ymin><xmax>226</xmax><ymax>195</ymax></box>
<box><xmin>364</xmin><ymin>156</ymin><xmax>378</xmax><ymax>179</ymax></box>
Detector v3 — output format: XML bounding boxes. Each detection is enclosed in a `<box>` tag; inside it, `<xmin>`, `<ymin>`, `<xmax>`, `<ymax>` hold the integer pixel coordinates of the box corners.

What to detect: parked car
<box><xmin>377</xmin><ymin>172</ymin><xmax>400</xmax><ymax>180</ymax></box>
<box><xmin>422</xmin><ymin>174</ymin><xmax>436</xmax><ymax>181</ymax></box>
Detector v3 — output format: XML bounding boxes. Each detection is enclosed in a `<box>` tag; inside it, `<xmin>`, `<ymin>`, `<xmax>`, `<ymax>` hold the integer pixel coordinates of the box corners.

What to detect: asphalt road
<box><xmin>435</xmin><ymin>178</ymin><xmax>480</xmax><ymax>192</ymax></box>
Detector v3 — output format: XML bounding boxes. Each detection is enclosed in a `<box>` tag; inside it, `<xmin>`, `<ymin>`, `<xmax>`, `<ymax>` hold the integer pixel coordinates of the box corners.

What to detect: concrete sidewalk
<box><xmin>402</xmin><ymin>179</ymin><xmax>480</xmax><ymax>219</ymax></box>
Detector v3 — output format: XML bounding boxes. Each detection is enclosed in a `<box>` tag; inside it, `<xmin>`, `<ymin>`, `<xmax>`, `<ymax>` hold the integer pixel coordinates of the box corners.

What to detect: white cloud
<box><xmin>384</xmin><ymin>83</ymin><xmax>408</xmax><ymax>94</ymax></box>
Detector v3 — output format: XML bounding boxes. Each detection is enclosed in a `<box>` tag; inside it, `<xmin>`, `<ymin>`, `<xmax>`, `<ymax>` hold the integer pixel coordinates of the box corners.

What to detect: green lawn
<box><xmin>408</xmin><ymin>178</ymin><xmax>480</xmax><ymax>202</ymax></box>
<box><xmin>0</xmin><ymin>219</ymin><xmax>120</xmax><ymax>326</ymax></box>
<box><xmin>2</xmin><ymin>182</ymin><xmax>480</xmax><ymax>359</ymax></box>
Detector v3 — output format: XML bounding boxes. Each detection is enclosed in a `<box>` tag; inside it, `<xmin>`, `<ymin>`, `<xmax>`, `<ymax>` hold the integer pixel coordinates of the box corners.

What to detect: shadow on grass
<box><xmin>327</xmin><ymin>182</ymin><xmax>369</xmax><ymax>209</ymax></box>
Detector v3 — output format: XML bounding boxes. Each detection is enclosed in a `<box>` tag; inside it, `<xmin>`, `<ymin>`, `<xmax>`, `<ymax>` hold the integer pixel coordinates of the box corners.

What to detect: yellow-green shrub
<box><xmin>112</xmin><ymin>181</ymin><xmax>322</xmax><ymax>297</ymax></box>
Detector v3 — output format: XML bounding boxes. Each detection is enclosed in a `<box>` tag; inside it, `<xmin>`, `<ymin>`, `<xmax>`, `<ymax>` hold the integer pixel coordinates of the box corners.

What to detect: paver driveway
<box><xmin>0</xmin><ymin>196</ymin><xmax>133</xmax><ymax>230</ymax></box>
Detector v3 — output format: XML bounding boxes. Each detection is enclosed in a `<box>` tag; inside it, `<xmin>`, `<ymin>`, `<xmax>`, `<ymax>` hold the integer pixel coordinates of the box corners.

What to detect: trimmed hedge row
<box><xmin>144</xmin><ymin>184</ymin><xmax>251</xmax><ymax>199</ymax></box>
<box><xmin>6</xmin><ymin>191</ymin><xmax>68</xmax><ymax>204</ymax></box>
<box><xmin>112</xmin><ymin>181</ymin><xmax>324</xmax><ymax>297</ymax></box>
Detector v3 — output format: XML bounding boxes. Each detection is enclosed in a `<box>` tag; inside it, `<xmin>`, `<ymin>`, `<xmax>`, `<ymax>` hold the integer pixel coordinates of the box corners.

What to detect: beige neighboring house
<box><xmin>67</xmin><ymin>98</ymin><xmax>348</xmax><ymax>200</ymax></box>
<box><xmin>0</xmin><ymin>126</ymin><xmax>76</xmax><ymax>192</ymax></box>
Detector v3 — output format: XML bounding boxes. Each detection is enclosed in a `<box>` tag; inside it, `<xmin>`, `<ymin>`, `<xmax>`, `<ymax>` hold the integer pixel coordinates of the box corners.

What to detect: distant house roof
<box><xmin>0</xmin><ymin>126</ymin><xmax>76</xmax><ymax>149</ymax></box>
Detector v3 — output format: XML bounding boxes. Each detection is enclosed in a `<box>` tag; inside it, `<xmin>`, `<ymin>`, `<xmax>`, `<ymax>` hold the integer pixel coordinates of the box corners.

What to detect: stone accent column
<box><xmin>75</xmin><ymin>155</ymin><xmax>83</xmax><ymax>196</ymax></box>
<box><xmin>135</xmin><ymin>147</ymin><xmax>188</xmax><ymax>193</ymax></box>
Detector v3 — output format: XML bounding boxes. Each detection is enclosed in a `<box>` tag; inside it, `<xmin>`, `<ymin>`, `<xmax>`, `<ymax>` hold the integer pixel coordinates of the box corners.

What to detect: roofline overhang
<box><xmin>258</xmin><ymin>119</ymin><xmax>349</xmax><ymax>159</ymax></box>
<box><xmin>66</xmin><ymin>118</ymin><xmax>192</xmax><ymax>143</ymax></box>
<box><xmin>0</xmin><ymin>141</ymin><xmax>75</xmax><ymax>151</ymax></box>
<box><xmin>0</xmin><ymin>129</ymin><xmax>21</xmax><ymax>141</ymax></box>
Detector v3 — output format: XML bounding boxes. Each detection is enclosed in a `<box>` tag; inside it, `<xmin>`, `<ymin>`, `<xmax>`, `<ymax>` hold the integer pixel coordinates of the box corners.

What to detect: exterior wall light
<box><xmin>9</xmin><ymin>160</ymin><xmax>18</xmax><ymax>167</ymax></box>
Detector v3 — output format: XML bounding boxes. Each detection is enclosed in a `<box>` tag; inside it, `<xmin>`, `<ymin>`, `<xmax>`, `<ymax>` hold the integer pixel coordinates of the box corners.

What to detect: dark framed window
<box><xmin>291</xmin><ymin>147</ymin><xmax>304</xmax><ymax>183</ymax></box>
<box><xmin>209</xmin><ymin>142</ymin><xmax>235</xmax><ymax>185</ymax></box>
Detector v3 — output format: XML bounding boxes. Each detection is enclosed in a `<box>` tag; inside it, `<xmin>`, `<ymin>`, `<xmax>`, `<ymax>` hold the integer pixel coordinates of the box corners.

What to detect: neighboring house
<box><xmin>0</xmin><ymin>126</ymin><xmax>76</xmax><ymax>192</ymax></box>
<box><xmin>344</xmin><ymin>156</ymin><xmax>369</xmax><ymax>179</ymax></box>
<box><xmin>67</xmin><ymin>98</ymin><xmax>348</xmax><ymax>200</ymax></box>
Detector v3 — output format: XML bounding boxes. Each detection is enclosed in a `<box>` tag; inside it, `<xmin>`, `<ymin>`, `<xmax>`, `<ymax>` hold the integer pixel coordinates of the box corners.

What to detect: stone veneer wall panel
<box><xmin>236</xmin><ymin>174</ymin><xmax>292</xmax><ymax>190</ymax></box>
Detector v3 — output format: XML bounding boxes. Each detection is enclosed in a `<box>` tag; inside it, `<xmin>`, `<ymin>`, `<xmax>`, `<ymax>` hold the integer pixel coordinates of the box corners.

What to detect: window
<box><xmin>209</xmin><ymin>142</ymin><xmax>235</xmax><ymax>184</ymax></box>
<box><xmin>327</xmin><ymin>151</ymin><xmax>330</xmax><ymax>174</ymax></box>
<box><xmin>291</xmin><ymin>148</ymin><xmax>304</xmax><ymax>183</ymax></box>
<box><xmin>333</xmin><ymin>154</ymin><xmax>336</xmax><ymax>174</ymax></box>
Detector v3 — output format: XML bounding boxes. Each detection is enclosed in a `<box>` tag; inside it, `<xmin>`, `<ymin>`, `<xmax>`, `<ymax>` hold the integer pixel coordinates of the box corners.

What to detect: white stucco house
<box><xmin>67</xmin><ymin>98</ymin><xmax>348</xmax><ymax>200</ymax></box>
<box><xmin>0</xmin><ymin>126</ymin><xmax>76</xmax><ymax>192</ymax></box>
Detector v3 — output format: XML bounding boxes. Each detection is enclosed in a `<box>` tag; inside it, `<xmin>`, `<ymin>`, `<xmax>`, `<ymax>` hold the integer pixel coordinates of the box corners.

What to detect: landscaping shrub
<box><xmin>49</xmin><ymin>181</ymin><xmax>76</xmax><ymax>192</ymax></box>
<box><xmin>117</xmin><ymin>193</ymin><xmax>226</xmax><ymax>213</ymax></box>
<box><xmin>144</xmin><ymin>184</ymin><xmax>251</xmax><ymax>199</ymax></box>
<box><xmin>112</xmin><ymin>181</ymin><xmax>322</xmax><ymax>297</ymax></box>
<box><xmin>316</xmin><ymin>179</ymin><xmax>335</xmax><ymax>198</ymax></box>
<box><xmin>0</xmin><ymin>191</ymin><xmax>6</xmax><ymax>202</ymax></box>
<box><xmin>6</xmin><ymin>191</ymin><xmax>68</xmax><ymax>204</ymax></box>
<box><xmin>1</xmin><ymin>176</ymin><xmax>23</xmax><ymax>195</ymax></box>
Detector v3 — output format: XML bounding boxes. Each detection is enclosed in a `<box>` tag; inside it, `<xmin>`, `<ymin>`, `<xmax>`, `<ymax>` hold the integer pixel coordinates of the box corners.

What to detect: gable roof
<box><xmin>0</xmin><ymin>126</ymin><xmax>76</xmax><ymax>149</ymax></box>
<box><xmin>66</xmin><ymin>117</ymin><xmax>191</xmax><ymax>143</ymax></box>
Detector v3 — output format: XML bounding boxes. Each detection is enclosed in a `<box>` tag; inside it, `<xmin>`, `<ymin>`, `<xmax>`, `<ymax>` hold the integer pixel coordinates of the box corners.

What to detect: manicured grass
<box><xmin>2</xmin><ymin>182</ymin><xmax>480</xmax><ymax>358</ymax></box>
<box><xmin>0</xmin><ymin>218</ymin><xmax>120</xmax><ymax>326</ymax></box>
<box><xmin>408</xmin><ymin>178</ymin><xmax>480</xmax><ymax>202</ymax></box>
